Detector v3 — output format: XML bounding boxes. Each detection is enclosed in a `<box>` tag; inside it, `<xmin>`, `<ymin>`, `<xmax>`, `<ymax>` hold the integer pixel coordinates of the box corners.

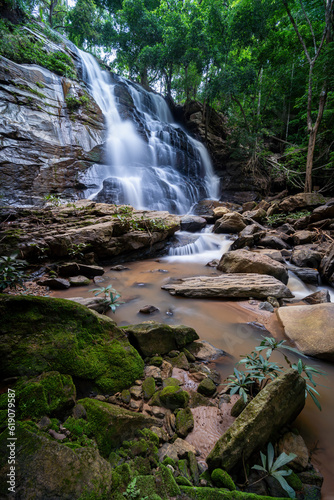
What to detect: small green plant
<box><xmin>251</xmin><ymin>442</ymin><xmax>297</xmax><ymax>498</ymax></box>
<box><xmin>90</xmin><ymin>285</ymin><xmax>124</xmax><ymax>313</ymax></box>
<box><xmin>43</xmin><ymin>194</ymin><xmax>62</xmax><ymax>207</ymax></box>
<box><xmin>0</xmin><ymin>254</ymin><xmax>27</xmax><ymax>291</ymax></box>
<box><xmin>68</xmin><ymin>243</ymin><xmax>89</xmax><ymax>259</ymax></box>
<box><xmin>266</xmin><ymin>210</ymin><xmax>311</xmax><ymax>227</ymax></box>
<box><xmin>225</xmin><ymin>336</ymin><xmax>324</xmax><ymax>409</ymax></box>
<box><xmin>65</xmin><ymin>94</ymin><xmax>90</xmax><ymax>112</ymax></box>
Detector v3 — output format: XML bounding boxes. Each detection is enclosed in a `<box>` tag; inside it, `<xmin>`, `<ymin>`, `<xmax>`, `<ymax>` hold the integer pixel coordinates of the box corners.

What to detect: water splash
<box><xmin>77</xmin><ymin>50</ymin><xmax>219</xmax><ymax>214</ymax></box>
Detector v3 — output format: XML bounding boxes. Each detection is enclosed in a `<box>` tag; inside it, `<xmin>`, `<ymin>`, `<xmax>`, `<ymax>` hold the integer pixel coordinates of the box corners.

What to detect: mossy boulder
<box><xmin>206</xmin><ymin>369</ymin><xmax>306</xmax><ymax>472</ymax></box>
<box><xmin>0</xmin><ymin>425</ymin><xmax>112</xmax><ymax>500</ymax></box>
<box><xmin>162</xmin><ymin>377</ymin><xmax>182</xmax><ymax>388</ymax></box>
<box><xmin>142</xmin><ymin>377</ymin><xmax>156</xmax><ymax>400</ymax></box>
<box><xmin>179</xmin><ymin>486</ymin><xmax>289</xmax><ymax>499</ymax></box>
<box><xmin>211</xmin><ymin>468</ymin><xmax>236</xmax><ymax>490</ymax></box>
<box><xmin>78</xmin><ymin>398</ymin><xmax>161</xmax><ymax>457</ymax></box>
<box><xmin>16</xmin><ymin>371</ymin><xmax>76</xmax><ymax>420</ymax></box>
<box><xmin>197</xmin><ymin>377</ymin><xmax>216</xmax><ymax>397</ymax></box>
<box><xmin>123</xmin><ymin>321</ymin><xmax>199</xmax><ymax>356</ymax></box>
<box><xmin>0</xmin><ymin>295</ymin><xmax>144</xmax><ymax>393</ymax></box>
<box><xmin>159</xmin><ymin>386</ymin><xmax>190</xmax><ymax>410</ymax></box>
<box><xmin>169</xmin><ymin>352</ymin><xmax>190</xmax><ymax>370</ymax></box>
<box><xmin>175</xmin><ymin>408</ymin><xmax>194</xmax><ymax>438</ymax></box>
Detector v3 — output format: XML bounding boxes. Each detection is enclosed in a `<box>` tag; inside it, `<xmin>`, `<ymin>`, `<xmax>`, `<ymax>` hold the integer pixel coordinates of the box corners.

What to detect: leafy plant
<box><xmin>251</xmin><ymin>442</ymin><xmax>297</xmax><ymax>498</ymax></box>
<box><xmin>123</xmin><ymin>478</ymin><xmax>140</xmax><ymax>499</ymax></box>
<box><xmin>43</xmin><ymin>194</ymin><xmax>62</xmax><ymax>207</ymax></box>
<box><xmin>68</xmin><ymin>243</ymin><xmax>89</xmax><ymax>259</ymax></box>
<box><xmin>90</xmin><ymin>285</ymin><xmax>124</xmax><ymax>313</ymax></box>
<box><xmin>0</xmin><ymin>254</ymin><xmax>27</xmax><ymax>291</ymax></box>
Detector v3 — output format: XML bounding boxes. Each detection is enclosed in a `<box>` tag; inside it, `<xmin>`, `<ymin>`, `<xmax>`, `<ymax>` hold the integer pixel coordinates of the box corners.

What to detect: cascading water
<box><xmin>77</xmin><ymin>50</ymin><xmax>219</xmax><ymax>214</ymax></box>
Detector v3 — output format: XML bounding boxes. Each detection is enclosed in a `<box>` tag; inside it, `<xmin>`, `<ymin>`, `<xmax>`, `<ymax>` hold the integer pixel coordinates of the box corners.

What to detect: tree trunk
<box><xmin>304</xmin><ymin>129</ymin><xmax>317</xmax><ymax>192</ymax></box>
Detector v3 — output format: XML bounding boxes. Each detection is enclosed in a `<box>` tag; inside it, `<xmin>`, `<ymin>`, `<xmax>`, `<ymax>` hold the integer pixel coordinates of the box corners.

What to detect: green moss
<box><xmin>142</xmin><ymin>376</ymin><xmax>156</xmax><ymax>400</ymax></box>
<box><xmin>162</xmin><ymin>456</ymin><xmax>176</xmax><ymax>468</ymax></box>
<box><xmin>197</xmin><ymin>377</ymin><xmax>216</xmax><ymax>397</ymax></box>
<box><xmin>150</xmin><ymin>356</ymin><xmax>163</xmax><ymax>367</ymax></box>
<box><xmin>0</xmin><ymin>295</ymin><xmax>143</xmax><ymax>393</ymax></box>
<box><xmin>175</xmin><ymin>407</ymin><xmax>194</xmax><ymax>438</ymax></box>
<box><xmin>159</xmin><ymin>385</ymin><xmax>189</xmax><ymax>410</ymax></box>
<box><xmin>211</xmin><ymin>469</ymin><xmax>236</xmax><ymax>491</ymax></box>
<box><xmin>179</xmin><ymin>486</ymin><xmax>289</xmax><ymax>499</ymax></box>
<box><xmin>162</xmin><ymin>377</ymin><xmax>181</xmax><ymax>388</ymax></box>
<box><xmin>285</xmin><ymin>469</ymin><xmax>303</xmax><ymax>491</ymax></box>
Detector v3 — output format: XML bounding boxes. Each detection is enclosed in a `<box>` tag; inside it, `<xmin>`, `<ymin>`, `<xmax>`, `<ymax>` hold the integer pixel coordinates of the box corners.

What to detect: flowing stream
<box><xmin>77</xmin><ymin>50</ymin><xmax>219</xmax><ymax>214</ymax></box>
<box><xmin>53</xmin><ymin>230</ymin><xmax>334</xmax><ymax>498</ymax></box>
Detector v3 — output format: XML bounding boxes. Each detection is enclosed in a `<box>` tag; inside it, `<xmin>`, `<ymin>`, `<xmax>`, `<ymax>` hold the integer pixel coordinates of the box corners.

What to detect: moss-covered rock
<box><xmin>16</xmin><ymin>371</ymin><xmax>76</xmax><ymax>420</ymax></box>
<box><xmin>142</xmin><ymin>377</ymin><xmax>156</xmax><ymax>400</ymax></box>
<box><xmin>78</xmin><ymin>398</ymin><xmax>161</xmax><ymax>457</ymax></box>
<box><xmin>0</xmin><ymin>295</ymin><xmax>144</xmax><ymax>393</ymax></box>
<box><xmin>179</xmin><ymin>486</ymin><xmax>289</xmax><ymax>499</ymax></box>
<box><xmin>0</xmin><ymin>424</ymin><xmax>112</xmax><ymax>500</ymax></box>
<box><xmin>175</xmin><ymin>407</ymin><xmax>194</xmax><ymax>438</ymax></box>
<box><xmin>230</xmin><ymin>397</ymin><xmax>248</xmax><ymax>418</ymax></box>
<box><xmin>197</xmin><ymin>377</ymin><xmax>216</xmax><ymax>397</ymax></box>
<box><xmin>169</xmin><ymin>352</ymin><xmax>190</xmax><ymax>370</ymax></box>
<box><xmin>150</xmin><ymin>356</ymin><xmax>163</xmax><ymax>367</ymax></box>
<box><xmin>123</xmin><ymin>321</ymin><xmax>199</xmax><ymax>357</ymax></box>
<box><xmin>211</xmin><ymin>468</ymin><xmax>236</xmax><ymax>490</ymax></box>
<box><xmin>176</xmin><ymin>476</ymin><xmax>193</xmax><ymax>486</ymax></box>
<box><xmin>162</xmin><ymin>377</ymin><xmax>182</xmax><ymax>388</ymax></box>
<box><xmin>159</xmin><ymin>386</ymin><xmax>190</xmax><ymax>410</ymax></box>
<box><xmin>206</xmin><ymin>369</ymin><xmax>306</xmax><ymax>472</ymax></box>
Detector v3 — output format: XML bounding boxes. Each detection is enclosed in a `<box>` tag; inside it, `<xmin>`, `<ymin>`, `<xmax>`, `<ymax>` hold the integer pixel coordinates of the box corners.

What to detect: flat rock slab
<box><xmin>162</xmin><ymin>274</ymin><xmax>293</xmax><ymax>300</ymax></box>
<box><xmin>277</xmin><ymin>303</ymin><xmax>334</xmax><ymax>361</ymax></box>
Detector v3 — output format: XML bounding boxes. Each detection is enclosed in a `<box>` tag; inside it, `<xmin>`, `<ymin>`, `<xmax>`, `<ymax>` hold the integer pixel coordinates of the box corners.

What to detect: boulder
<box><xmin>276</xmin><ymin>193</ymin><xmax>327</xmax><ymax>213</ymax></box>
<box><xmin>253</xmin><ymin>249</ymin><xmax>284</xmax><ymax>263</ymax></box>
<box><xmin>123</xmin><ymin>321</ymin><xmax>199</xmax><ymax>357</ymax></box>
<box><xmin>58</xmin><ymin>263</ymin><xmax>104</xmax><ymax>277</ymax></box>
<box><xmin>242</xmin><ymin>208</ymin><xmax>267</xmax><ymax>222</ymax></box>
<box><xmin>186</xmin><ymin>341</ymin><xmax>225</xmax><ymax>361</ymax></box>
<box><xmin>217</xmin><ymin>249</ymin><xmax>289</xmax><ymax>284</ymax></box>
<box><xmin>278</xmin><ymin>432</ymin><xmax>309</xmax><ymax>471</ymax></box>
<box><xmin>162</xmin><ymin>274</ymin><xmax>293</xmax><ymax>300</ymax></box>
<box><xmin>291</xmin><ymin>268</ymin><xmax>319</xmax><ymax>285</ymax></box>
<box><xmin>309</xmin><ymin>200</ymin><xmax>334</xmax><ymax>223</ymax></box>
<box><xmin>320</xmin><ymin>241</ymin><xmax>334</xmax><ymax>286</ymax></box>
<box><xmin>206</xmin><ymin>369</ymin><xmax>306</xmax><ymax>472</ymax></box>
<box><xmin>0</xmin><ymin>425</ymin><xmax>112</xmax><ymax>500</ymax></box>
<box><xmin>78</xmin><ymin>398</ymin><xmax>161</xmax><ymax>457</ymax></box>
<box><xmin>303</xmin><ymin>289</ymin><xmax>330</xmax><ymax>304</ymax></box>
<box><xmin>180</xmin><ymin>215</ymin><xmax>207</xmax><ymax>232</ymax></box>
<box><xmin>175</xmin><ymin>407</ymin><xmax>194</xmax><ymax>438</ymax></box>
<box><xmin>0</xmin><ymin>295</ymin><xmax>144</xmax><ymax>393</ymax></box>
<box><xmin>69</xmin><ymin>275</ymin><xmax>91</xmax><ymax>286</ymax></box>
<box><xmin>37</xmin><ymin>277</ymin><xmax>70</xmax><ymax>289</ymax></box>
<box><xmin>159</xmin><ymin>386</ymin><xmax>190</xmax><ymax>410</ymax></box>
<box><xmin>257</xmin><ymin>234</ymin><xmax>289</xmax><ymax>250</ymax></box>
<box><xmin>158</xmin><ymin>438</ymin><xmax>197</xmax><ymax>462</ymax></box>
<box><xmin>213</xmin><ymin>207</ymin><xmax>230</xmax><ymax>218</ymax></box>
<box><xmin>291</xmin><ymin>245</ymin><xmax>323</xmax><ymax>268</ymax></box>
<box><xmin>276</xmin><ymin>303</ymin><xmax>334</xmax><ymax>361</ymax></box>
<box><xmin>197</xmin><ymin>377</ymin><xmax>216</xmax><ymax>397</ymax></box>
<box><xmin>213</xmin><ymin>212</ymin><xmax>246</xmax><ymax>234</ymax></box>
<box><xmin>292</xmin><ymin>230</ymin><xmax>317</xmax><ymax>246</ymax></box>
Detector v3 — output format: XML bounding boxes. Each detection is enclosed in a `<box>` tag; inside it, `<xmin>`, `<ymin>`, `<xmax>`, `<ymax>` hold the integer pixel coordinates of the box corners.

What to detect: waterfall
<box><xmin>77</xmin><ymin>50</ymin><xmax>219</xmax><ymax>214</ymax></box>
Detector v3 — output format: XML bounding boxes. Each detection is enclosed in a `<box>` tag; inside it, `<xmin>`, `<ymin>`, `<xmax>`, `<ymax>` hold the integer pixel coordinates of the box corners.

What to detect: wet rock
<box><xmin>309</xmin><ymin>200</ymin><xmax>334</xmax><ymax>222</ymax></box>
<box><xmin>276</xmin><ymin>193</ymin><xmax>327</xmax><ymax>213</ymax></box>
<box><xmin>292</xmin><ymin>267</ymin><xmax>319</xmax><ymax>285</ymax></box>
<box><xmin>72</xmin><ymin>403</ymin><xmax>87</xmax><ymax>420</ymax></box>
<box><xmin>58</xmin><ymin>263</ymin><xmax>104</xmax><ymax>277</ymax></box>
<box><xmin>254</xmin><ymin>248</ymin><xmax>285</xmax><ymax>263</ymax></box>
<box><xmin>121</xmin><ymin>389</ymin><xmax>131</xmax><ymax>404</ymax></box>
<box><xmin>320</xmin><ymin>241</ymin><xmax>334</xmax><ymax>286</ymax></box>
<box><xmin>277</xmin><ymin>223</ymin><xmax>295</xmax><ymax>235</ymax></box>
<box><xmin>37</xmin><ymin>277</ymin><xmax>70</xmax><ymax>289</ymax></box>
<box><xmin>175</xmin><ymin>407</ymin><xmax>194</xmax><ymax>438</ymax></box>
<box><xmin>110</xmin><ymin>264</ymin><xmax>130</xmax><ymax>271</ymax></box>
<box><xmin>37</xmin><ymin>416</ymin><xmax>52</xmax><ymax>431</ymax></box>
<box><xmin>169</xmin><ymin>352</ymin><xmax>190</xmax><ymax>371</ymax></box>
<box><xmin>162</xmin><ymin>274</ymin><xmax>293</xmax><ymax>300</ymax></box>
<box><xmin>213</xmin><ymin>207</ymin><xmax>230</xmax><ymax>218</ymax></box>
<box><xmin>217</xmin><ymin>249</ymin><xmax>289</xmax><ymax>284</ymax></box>
<box><xmin>242</xmin><ymin>207</ymin><xmax>267</xmax><ymax>222</ymax></box>
<box><xmin>144</xmin><ymin>366</ymin><xmax>162</xmax><ymax>383</ymax></box>
<box><xmin>259</xmin><ymin>301</ymin><xmax>274</xmax><ymax>312</ymax></box>
<box><xmin>206</xmin><ymin>369</ymin><xmax>306</xmax><ymax>472</ymax></box>
<box><xmin>292</xmin><ymin>230</ymin><xmax>317</xmax><ymax>245</ymax></box>
<box><xmin>139</xmin><ymin>305</ymin><xmax>160</xmax><ymax>314</ymax></box>
<box><xmin>180</xmin><ymin>215</ymin><xmax>207</xmax><ymax>232</ymax></box>
<box><xmin>303</xmin><ymin>289</ymin><xmax>330</xmax><ymax>304</ymax></box>
<box><xmin>277</xmin><ymin>303</ymin><xmax>334</xmax><ymax>361</ymax></box>
<box><xmin>278</xmin><ymin>431</ymin><xmax>309</xmax><ymax>471</ymax></box>
<box><xmin>213</xmin><ymin>212</ymin><xmax>247</xmax><ymax>234</ymax></box>
<box><xmin>230</xmin><ymin>397</ymin><xmax>248</xmax><ymax>418</ymax></box>
<box><xmin>69</xmin><ymin>275</ymin><xmax>91</xmax><ymax>286</ymax></box>
<box><xmin>0</xmin><ymin>426</ymin><xmax>112</xmax><ymax>500</ymax></box>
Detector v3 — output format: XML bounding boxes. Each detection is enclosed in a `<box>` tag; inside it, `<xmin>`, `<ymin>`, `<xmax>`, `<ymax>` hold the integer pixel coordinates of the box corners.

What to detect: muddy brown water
<box><xmin>53</xmin><ymin>255</ymin><xmax>334</xmax><ymax>498</ymax></box>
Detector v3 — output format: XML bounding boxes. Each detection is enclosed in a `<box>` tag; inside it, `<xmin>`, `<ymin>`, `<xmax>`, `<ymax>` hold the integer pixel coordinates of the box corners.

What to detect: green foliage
<box><xmin>43</xmin><ymin>194</ymin><xmax>62</xmax><ymax>206</ymax></box>
<box><xmin>266</xmin><ymin>210</ymin><xmax>311</xmax><ymax>227</ymax></box>
<box><xmin>123</xmin><ymin>478</ymin><xmax>141</xmax><ymax>500</ymax></box>
<box><xmin>225</xmin><ymin>336</ymin><xmax>324</xmax><ymax>410</ymax></box>
<box><xmin>0</xmin><ymin>254</ymin><xmax>27</xmax><ymax>291</ymax></box>
<box><xmin>90</xmin><ymin>284</ymin><xmax>124</xmax><ymax>313</ymax></box>
<box><xmin>68</xmin><ymin>243</ymin><xmax>89</xmax><ymax>259</ymax></box>
<box><xmin>252</xmin><ymin>442</ymin><xmax>296</xmax><ymax>498</ymax></box>
<box><xmin>65</xmin><ymin>94</ymin><xmax>90</xmax><ymax>112</ymax></box>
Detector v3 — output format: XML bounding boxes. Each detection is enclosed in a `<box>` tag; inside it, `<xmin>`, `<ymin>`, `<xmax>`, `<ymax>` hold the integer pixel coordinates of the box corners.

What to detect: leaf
<box><xmin>251</xmin><ymin>464</ymin><xmax>267</xmax><ymax>472</ymax></box>
<box><xmin>272</xmin><ymin>452</ymin><xmax>296</xmax><ymax>471</ymax></box>
<box><xmin>260</xmin><ymin>450</ymin><xmax>267</xmax><ymax>469</ymax></box>
<box><xmin>308</xmin><ymin>388</ymin><xmax>322</xmax><ymax>410</ymax></box>
<box><xmin>297</xmin><ymin>358</ymin><xmax>303</xmax><ymax>374</ymax></box>
<box><xmin>271</xmin><ymin>471</ymin><xmax>296</xmax><ymax>498</ymax></box>
<box><xmin>267</xmin><ymin>442</ymin><xmax>274</xmax><ymax>471</ymax></box>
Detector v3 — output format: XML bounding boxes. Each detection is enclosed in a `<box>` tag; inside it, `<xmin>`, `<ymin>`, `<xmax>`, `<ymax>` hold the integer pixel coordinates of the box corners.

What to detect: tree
<box><xmin>282</xmin><ymin>0</ymin><xmax>334</xmax><ymax>192</ymax></box>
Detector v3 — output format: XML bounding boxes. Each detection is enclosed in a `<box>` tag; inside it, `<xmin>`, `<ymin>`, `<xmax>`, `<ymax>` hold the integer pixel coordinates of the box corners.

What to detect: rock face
<box><xmin>0</xmin><ymin>294</ymin><xmax>144</xmax><ymax>393</ymax></box>
<box><xmin>161</xmin><ymin>274</ymin><xmax>293</xmax><ymax>299</ymax></box>
<box><xmin>206</xmin><ymin>369</ymin><xmax>306</xmax><ymax>472</ymax></box>
<box><xmin>0</xmin><ymin>425</ymin><xmax>113</xmax><ymax>500</ymax></box>
<box><xmin>0</xmin><ymin>201</ymin><xmax>180</xmax><ymax>262</ymax></box>
<box><xmin>277</xmin><ymin>303</ymin><xmax>334</xmax><ymax>361</ymax></box>
<box><xmin>217</xmin><ymin>249</ymin><xmax>289</xmax><ymax>284</ymax></box>
<box><xmin>0</xmin><ymin>55</ymin><xmax>105</xmax><ymax>205</ymax></box>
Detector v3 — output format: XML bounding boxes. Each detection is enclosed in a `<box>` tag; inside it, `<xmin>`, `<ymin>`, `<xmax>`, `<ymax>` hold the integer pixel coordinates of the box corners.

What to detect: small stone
<box><xmin>183</xmin><ymin>348</ymin><xmax>196</xmax><ymax>362</ymax></box>
<box><xmin>160</xmin><ymin>360</ymin><xmax>173</xmax><ymax>379</ymax></box>
<box><xmin>267</xmin><ymin>296</ymin><xmax>280</xmax><ymax>308</ymax></box>
<box><xmin>142</xmin><ymin>377</ymin><xmax>156</xmax><ymax>400</ymax></box>
<box><xmin>129</xmin><ymin>399</ymin><xmax>142</xmax><ymax>411</ymax></box>
<box><xmin>144</xmin><ymin>366</ymin><xmax>162</xmax><ymax>383</ymax></box>
<box><xmin>139</xmin><ymin>305</ymin><xmax>160</xmax><ymax>314</ymax></box>
<box><xmin>150</xmin><ymin>425</ymin><xmax>169</xmax><ymax>442</ymax></box>
<box><xmin>69</xmin><ymin>275</ymin><xmax>90</xmax><ymax>286</ymax></box>
<box><xmin>110</xmin><ymin>265</ymin><xmax>130</xmax><ymax>271</ymax></box>
<box><xmin>169</xmin><ymin>352</ymin><xmax>189</xmax><ymax>371</ymax></box>
<box><xmin>197</xmin><ymin>377</ymin><xmax>216</xmax><ymax>397</ymax></box>
<box><xmin>259</xmin><ymin>301</ymin><xmax>274</xmax><ymax>312</ymax></box>
<box><xmin>150</xmin><ymin>406</ymin><xmax>167</xmax><ymax>419</ymax></box>
<box><xmin>94</xmin><ymin>395</ymin><xmax>106</xmax><ymax>401</ymax></box>
<box><xmin>37</xmin><ymin>416</ymin><xmax>52</xmax><ymax>431</ymax></box>
<box><xmin>134</xmin><ymin>380</ymin><xmax>143</xmax><ymax>386</ymax></box>
<box><xmin>48</xmin><ymin>429</ymin><xmax>66</xmax><ymax>441</ymax></box>
<box><xmin>130</xmin><ymin>386</ymin><xmax>142</xmax><ymax>400</ymax></box>
<box><xmin>150</xmin><ymin>356</ymin><xmax>163</xmax><ymax>367</ymax></box>
<box><xmin>175</xmin><ymin>407</ymin><xmax>194</xmax><ymax>438</ymax></box>
<box><xmin>121</xmin><ymin>389</ymin><xmax>131</xmax><ymax>404</ymax></box>
<box><xmin>72</xmin><ymin>404</ymin><xmax>87</xmax><ymax>420</ymax></box>
<box><xmin>303</xmin><ymin>289</ymin><xmax>330</xmax><ymax>305</ymax></box>
<box><xmin>168</xmin><ymin>350</ymin><xmax>180</xmax><ymax>358</ymax></box>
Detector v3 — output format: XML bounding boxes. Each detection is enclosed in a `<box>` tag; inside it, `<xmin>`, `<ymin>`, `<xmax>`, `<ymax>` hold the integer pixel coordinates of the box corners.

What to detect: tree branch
<box><xmin>282</xmin><ymin>0</ymin><xmax>311</xmax><ymax>63</ymax></box>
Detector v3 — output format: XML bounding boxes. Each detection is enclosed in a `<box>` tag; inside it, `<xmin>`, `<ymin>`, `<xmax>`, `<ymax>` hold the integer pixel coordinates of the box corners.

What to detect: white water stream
<box><xmin>77</xmin><ymin>50</ymin><xmax>219</xmax><ymax>214</ymax></box>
